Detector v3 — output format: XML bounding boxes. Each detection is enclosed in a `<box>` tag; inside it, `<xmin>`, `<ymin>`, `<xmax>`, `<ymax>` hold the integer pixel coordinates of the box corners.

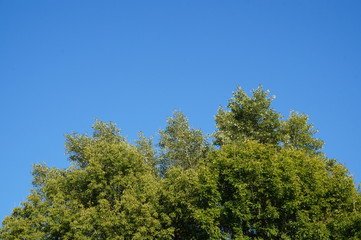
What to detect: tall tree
<box><xmin>280</xmin><ymin>111</ymin><xmax>324</xmax><ymax>152</ymax></box>
<box><xmin>1</xmin><ymin>121</ymin><xmax>173</xmax><ymax>240</ymax></box>
<box><xmin>215</xmin><ymin>86</ymin><xmax>324</xmax><ymax>154</ymax></box>
<box><xmin>136</xmin><ymin>132</ymin><xmax>158</xmax><ymax>173</ymax></box>
<box><xmin>214</xmin><ymin>86</ymin><xmax>282</xmax><ymax>146</ymax></box>
<box><xmin>2</xmin><ymin>87</ymin><xmax>360</xmax><ymax>240</ymax></box>
<box><xmin>158</xmin><ymin>111</ymin><xmax>209</xmax><ymax>173</ymax></box>
<box><xmin>209</xmin><ymin>141</ymin><xmax>359</xmax><ymax>239</ymax></box>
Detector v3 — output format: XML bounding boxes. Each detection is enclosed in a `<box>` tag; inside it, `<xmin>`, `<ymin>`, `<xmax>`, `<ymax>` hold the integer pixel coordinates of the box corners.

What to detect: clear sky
<box><xmin>1</xmin><ymin>0</ymin><xmax>360</xmax><ymax>222</ymax></box>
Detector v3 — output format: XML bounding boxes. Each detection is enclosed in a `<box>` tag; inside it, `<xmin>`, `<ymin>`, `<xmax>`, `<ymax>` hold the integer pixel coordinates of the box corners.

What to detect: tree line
<box><xmin>1</xmin><ymin>86</ymin><xmax>360</xmax><ymax>239</ymax></box>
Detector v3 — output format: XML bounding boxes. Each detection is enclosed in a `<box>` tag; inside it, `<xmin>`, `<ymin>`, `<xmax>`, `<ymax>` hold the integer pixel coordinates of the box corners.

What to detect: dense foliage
<box><xmin>1</xmin><ymin>86</ymin><xmax>360</xmax><ymax>239</ymax></box>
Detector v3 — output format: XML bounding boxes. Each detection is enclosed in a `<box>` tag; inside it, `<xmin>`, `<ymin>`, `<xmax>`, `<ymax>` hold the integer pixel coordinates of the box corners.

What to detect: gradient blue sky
<box><xmin>1</xmin><ymin>1</ymin><xmax>360</xmax><ymax>221</ymax></box>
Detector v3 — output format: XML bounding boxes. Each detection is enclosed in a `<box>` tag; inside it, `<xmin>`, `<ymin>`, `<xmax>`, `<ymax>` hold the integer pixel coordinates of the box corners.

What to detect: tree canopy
<box><xmin>1</xmin><ymin>86</ymin><xmax>360</xmax><ymax>240</ymax></box>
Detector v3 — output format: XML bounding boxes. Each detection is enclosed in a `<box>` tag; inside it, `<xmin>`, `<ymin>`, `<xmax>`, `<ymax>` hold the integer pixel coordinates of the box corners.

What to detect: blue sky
<box><xmin>1</xmin><ymin>0</ymin><xmax>360</xmax><ymax>221</ymax></box>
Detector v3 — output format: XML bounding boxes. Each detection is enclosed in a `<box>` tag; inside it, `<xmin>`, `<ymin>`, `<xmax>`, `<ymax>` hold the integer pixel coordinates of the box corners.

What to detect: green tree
<box><xmin>280</xmin><ymin>111</ymin><xmax>324</xmax><ymax>152</ymax></box>
<box><xmin>214</xmin><ymin>86</ymin><xmax>282</xmax><ymax>146</ymax></box>
<box><xmin>215</xmin><ymin>86</ymin><xmax>323</xmax><ymax>154</ymax></box>
<box><xmin>136</xmin><ymin>132</ymin><xmax>158</xmax><ymax>173</ymax></box>
<box><xmin>158</xmin><ymin>111</ymin><xmax>210</xmax><ymax>173</ymax></box>
<box><xmin>209</xmin><ymin>141</ymin><xmax>359</xmax><ymax>239</ymax></box>
<box><xmin>2</xmin><ymin>87</ymin><xmax>360</xmax><ymax>240</ymax></box>
<box><xmin>1</xmin><ymin>121</ymin><xmax>173</xmax><ymax>240</ymax></box>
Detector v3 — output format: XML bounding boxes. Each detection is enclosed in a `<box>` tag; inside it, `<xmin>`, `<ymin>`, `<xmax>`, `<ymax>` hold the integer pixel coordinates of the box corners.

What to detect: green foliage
<box><xmin>281</xmin><ymin>111</ymin><xmax>324</xmax><ymax>152</ymax></box>
<box><xmin>136</xmin><ymin>132</ymin><xmax>158</xmax><ymax>173</ymax></box>
<box><xmin>209</xmin><ymin>141</ymin><xmax>358</xmax><ymax>239</ymax></box>
<box><xmin>1</xmin><ymin>121</ymin><xmax>173</xmax><ymax>239</ymax></box>
<box><xmin>215</xmin><ymin>86</ymin><xmax>324</xmax><ymax>154</ymax></box>
<box><xmin>160</xmin><ymin>166</ymin><xmax>222</xmax><ymax>239</ymax></box>
<box><xmin>1</xmin><ymin>87</ymin><xmax>360</xmax><ymax>239</ymax></box>
<box><xmin>158</xmin><ymin>111</ymin><xmax>210</xmax><ymax>173</ymax></box>
<box><xmin>215</xmin><ymin>86</ymin><xmax>282</xmax><ymax>146</ymax></box>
